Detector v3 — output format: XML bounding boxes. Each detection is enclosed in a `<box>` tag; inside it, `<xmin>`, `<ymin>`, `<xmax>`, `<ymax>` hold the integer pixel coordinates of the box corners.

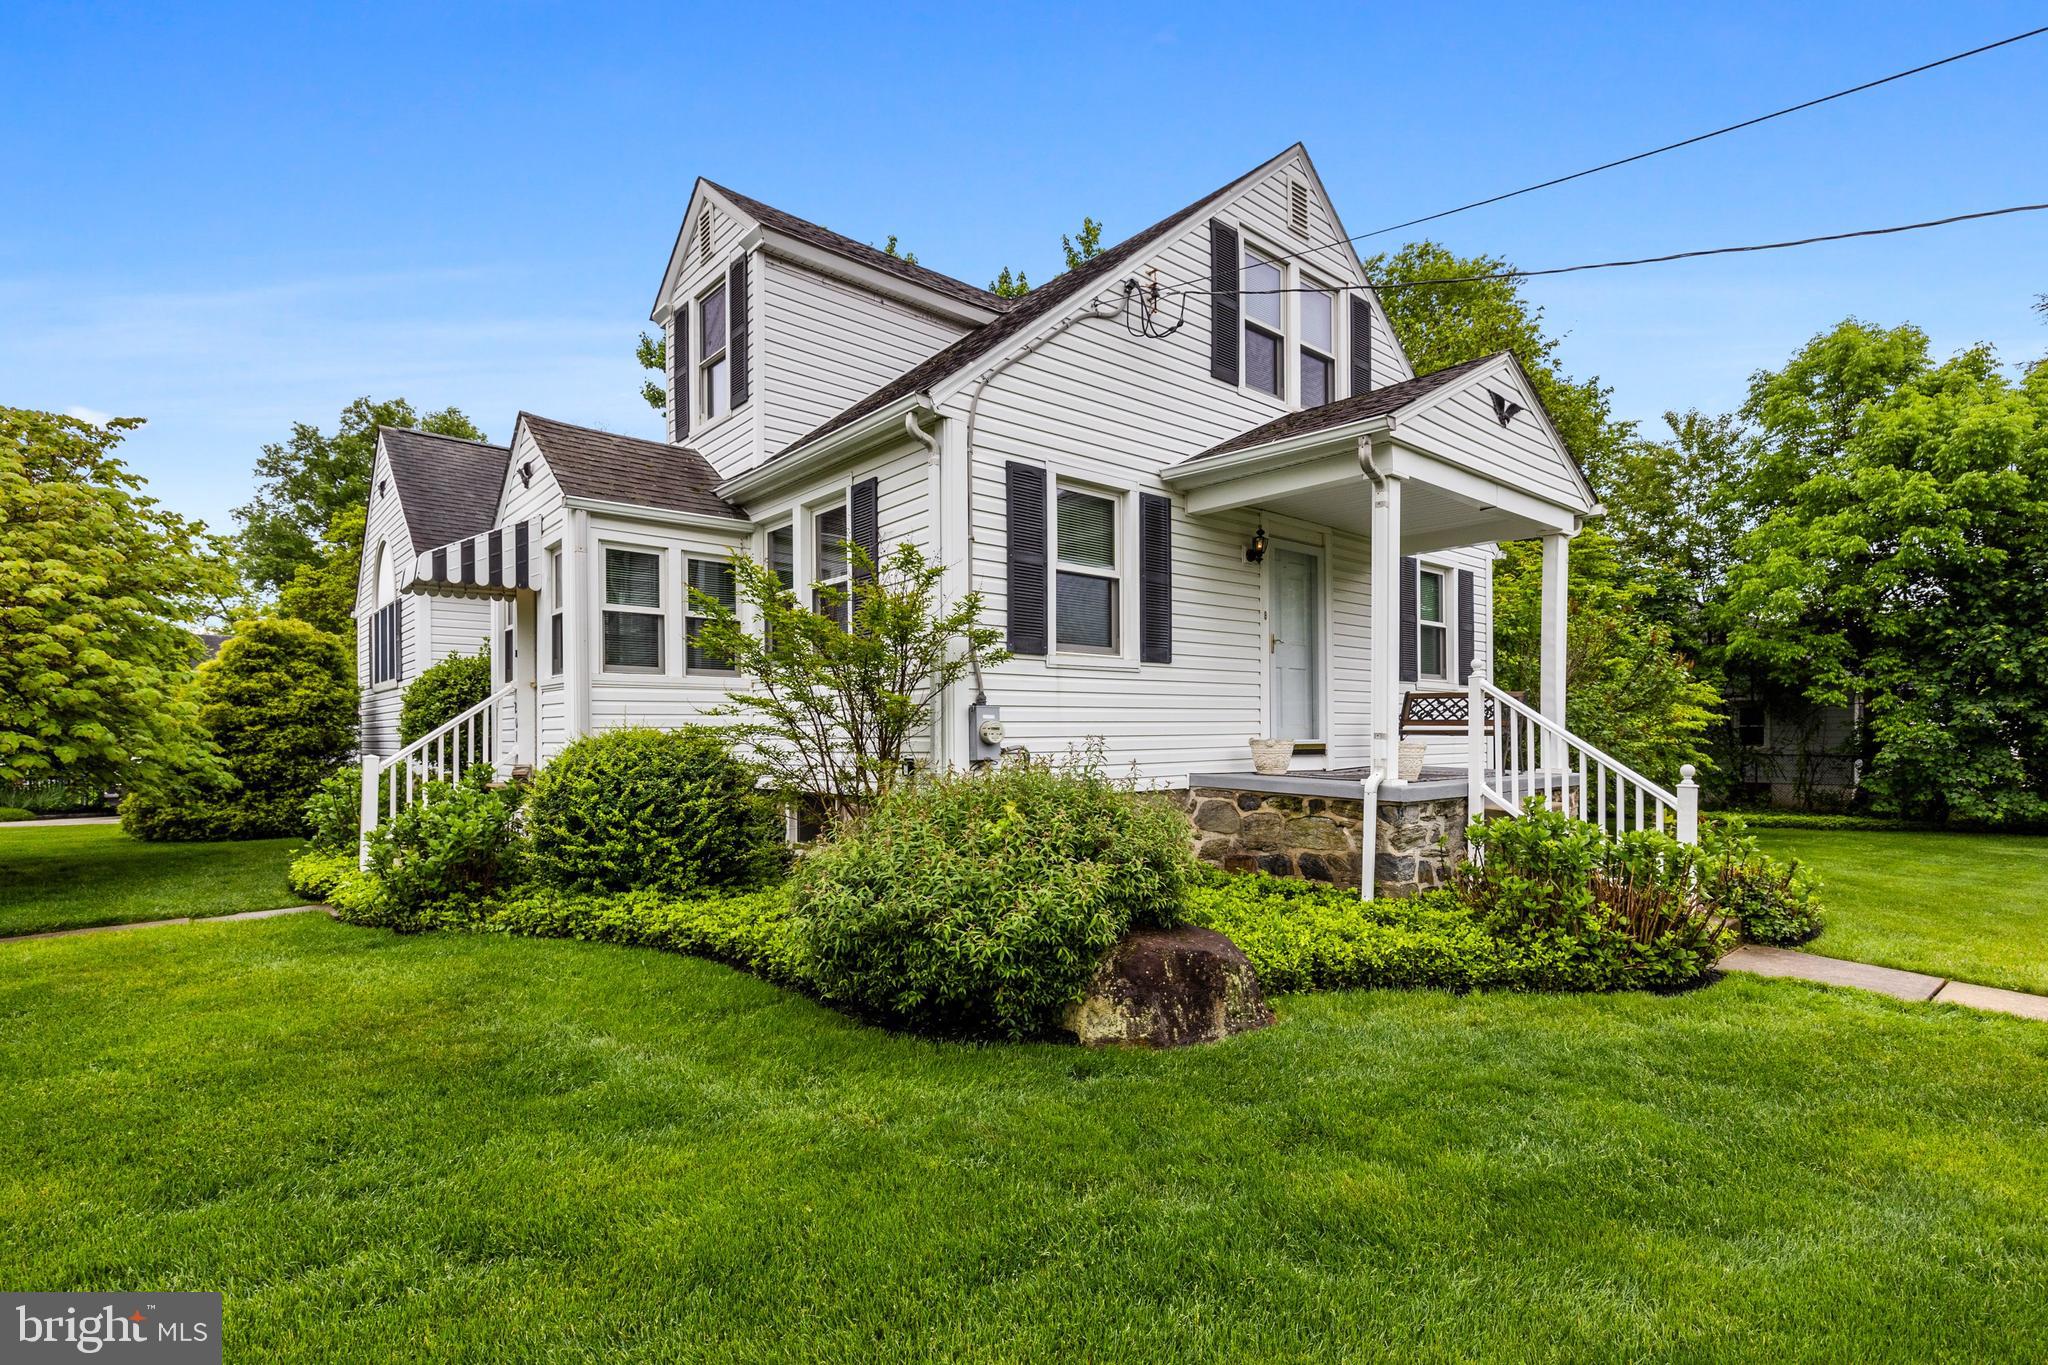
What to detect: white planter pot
<box><xmin>1397</xmin><ymin>740</ymin><xmax>1430</xmax><ymax>781</ymax></box>
<box><xmin>1248</xmin><ymin>738</ymin><xmax>1295</xmax><ymax>775</ymax></box>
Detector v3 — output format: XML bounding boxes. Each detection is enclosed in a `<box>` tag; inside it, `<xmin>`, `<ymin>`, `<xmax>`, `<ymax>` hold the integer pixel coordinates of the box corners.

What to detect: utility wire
<box><xmin>1144</xmin><ymin>24</ymin><xmax>2048</xmax><ymax>291</ymax></box>
<box><xmin>1148</xmin><ymin>202</ymin><xmax>2048</xmax><ymax>298</ymax></box>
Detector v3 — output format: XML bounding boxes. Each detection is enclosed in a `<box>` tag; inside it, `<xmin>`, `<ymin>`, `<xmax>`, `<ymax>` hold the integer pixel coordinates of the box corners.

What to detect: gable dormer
<box><xmin>650</xmin><ymin>180</ymin><xmax>1007</xmax><ymax>480</ymax></box>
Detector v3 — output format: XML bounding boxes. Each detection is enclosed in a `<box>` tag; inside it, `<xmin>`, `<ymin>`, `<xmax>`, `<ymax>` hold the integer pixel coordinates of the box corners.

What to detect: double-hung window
<box><xmin>1055</xmin><ymin>486</ymin><xmax>1119</xmax><ymax>653</ymax></box>
<box><xmin>1417</xmin><ymin>566</ymin><xmax>1449</xmax><ymax>681</ymax></box>
<box><xmin>766</xmin><ymin>524</ymin><xmax>795</xmax><ymax>592</ymax></box>
<box><xmin>699</xmin><ymin>282</ymin><xmax>729</xmax><ymax>422</ymax></box>
<box><xmin>1241</xmin><ymin>245</ymin><xmax>1284</xmax><ymax>398</ymax></box>
<box><xmin>1300</xmin><ymin>284</ymin><xmax>1335</xmax><ymax>407</ymax></box>
<box><xmin>602</xmin><ymin>547</ymin><xmax>664</xmax><ymax>672</ymax></box>
<box><xmin>686</xmin><ymin>558</ymin><xmax>737</xmax><ymax>673</ymax></box>
<box><xmin>812</xmin><ymin>503</ymin><xmax>850</xmax><ymax>627</ymax></box>
<box><xmin>548</xmin><ymin>549</ymin><xmax>564</xmax><ymax>677</ymax></box>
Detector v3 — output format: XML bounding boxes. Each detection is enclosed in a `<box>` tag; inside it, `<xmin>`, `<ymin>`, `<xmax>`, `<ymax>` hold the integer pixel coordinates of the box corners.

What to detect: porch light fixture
<box><xmin>1246</xmin><ymin>524</ymin><xmax>1269</xmax><ymax>564</ymax></box>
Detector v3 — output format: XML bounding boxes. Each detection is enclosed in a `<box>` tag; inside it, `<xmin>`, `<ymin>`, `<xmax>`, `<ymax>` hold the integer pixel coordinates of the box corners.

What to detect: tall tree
<box><xmin>1724</xmin><ymin>342</ymin><xmax>2048</xmax><ymax>823</ymax></box>
<box><xmin>636</xmin><ymin>331</ymin><xmax>667</xmax><ymax>413</ymax></box>
<box><xmin>0</xmin><ymin>407</ymin><xmax>238</xmax><ymax>789</ymax></box>
<box><xmin>989</xmin><ymin>216</ymin><xmax>1104</xmax><ymax>300</ymax></box>
<box><xmin>236</xmin><ymin>397</ymin><xmax>485</xmax><ymax>594</ymax></box>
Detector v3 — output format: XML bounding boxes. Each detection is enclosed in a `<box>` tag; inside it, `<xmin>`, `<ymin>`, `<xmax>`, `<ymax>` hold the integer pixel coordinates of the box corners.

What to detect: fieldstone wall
<box><xmin>1165</xmin><ymin>788</ymin><xmax>1470</xmax><ymax>897</ymax></box>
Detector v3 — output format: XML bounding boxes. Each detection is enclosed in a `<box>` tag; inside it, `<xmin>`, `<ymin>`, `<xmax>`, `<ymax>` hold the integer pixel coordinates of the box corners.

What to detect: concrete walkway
<box><xmin>1721</xmin><ymin>944</ymin><xmax>2048</xmax><ymax>1022</ymax></box>
<box><xmin>0</xmin><ymin>815</ymin><xmax>120</xmax><ymax>827</ymax></box>
<box><xmin>0</xmin><ymin>905</ymin><xmax>332</xmax><ymax>945</ymax></box>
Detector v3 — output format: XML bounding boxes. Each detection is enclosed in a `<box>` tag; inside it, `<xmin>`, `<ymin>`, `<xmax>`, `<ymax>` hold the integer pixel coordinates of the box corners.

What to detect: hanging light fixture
<box><xmin>1246</xmin><ymin>524</ymin><xmax>1269</xmax><ymax>563</ymax></box>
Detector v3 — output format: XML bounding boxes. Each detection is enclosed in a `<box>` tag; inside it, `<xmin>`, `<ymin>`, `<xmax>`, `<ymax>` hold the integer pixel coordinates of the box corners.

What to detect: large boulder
<box><xmin>1062</xmin><ymin>926</ymin><xmax>1274</xmax><ymax>1047</ymax></box>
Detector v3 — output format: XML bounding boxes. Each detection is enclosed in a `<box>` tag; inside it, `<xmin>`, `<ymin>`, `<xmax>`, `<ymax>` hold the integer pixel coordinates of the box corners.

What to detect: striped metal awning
<box><xmin>404</xmin><ymin>518</ymin><xmax>540</xmax><ymax>600</ymax></box>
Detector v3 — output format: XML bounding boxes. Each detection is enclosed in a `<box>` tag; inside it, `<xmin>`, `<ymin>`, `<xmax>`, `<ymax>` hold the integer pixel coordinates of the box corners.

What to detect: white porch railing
<box><xmin>1466</xmin><ymin>677</ymin><xmax>1699</xmax><ymax>845</ymax></box>
<box><xmin>359</xmin><ymin>684</ymin><xmax>518</xmax><ymax>867</ymax></box>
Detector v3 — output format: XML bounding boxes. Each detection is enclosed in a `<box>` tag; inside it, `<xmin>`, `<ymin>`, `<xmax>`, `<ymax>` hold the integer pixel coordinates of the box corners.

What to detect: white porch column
<box><xmin>564</xmin><ymin>506</ymin><xmax>591</xmax><ymax>741</ymax></box>
<box><xmin>1539</xmin><ymin>531</ymin><xmax>1569</xmax><ymax>732</ymax></box>
<box><xmin>1368</xmin><ymin>451</ymin><xmax>1404</xmax><ymax>775</ymax></box>
<box><xmin>512</xmin><ymin>590</ymin><xmax>538</xmax><ymax>771</ymax></box>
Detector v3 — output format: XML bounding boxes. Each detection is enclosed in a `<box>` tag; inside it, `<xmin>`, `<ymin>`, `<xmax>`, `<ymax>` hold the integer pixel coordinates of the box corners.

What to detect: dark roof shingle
<box><xmin>767</xmin><ymin>149</ymin><xmax>1300</xmax><ymax>465</ymax></box>
<box><xmin>1180</xmin><ymin>354</ymin><xmax>1505</xmax><ymax>463</ymax></box>
<box><xmin>521</xmin><ymin>413</ymin><xmax>745</xmax><ymax>520</ymax></box>
<box><xmin>380</xmin><ymin>427</ymin><xmax>511</xmax><ymax>554</ymax></box>
<box><xmin>703</xmin><ymin>180</ymin><xmax>1009</xmax><ymax>314</ymax></box>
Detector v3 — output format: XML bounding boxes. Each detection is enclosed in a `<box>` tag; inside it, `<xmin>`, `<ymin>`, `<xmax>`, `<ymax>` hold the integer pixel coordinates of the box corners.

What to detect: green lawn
<box><xmin>1754</xmin><ymin>829</ymin><xmax>2048</xmax><ymax>995</ymax></box>
<box><xmin>0</xmin><ymin>823</ymin><xmax>299</xmax><ymax>936</ymax></box>
<box><xmin>3</xmin><ymin>915</ymin><xmax>2044</xmax><ymax>1362</ymax></box>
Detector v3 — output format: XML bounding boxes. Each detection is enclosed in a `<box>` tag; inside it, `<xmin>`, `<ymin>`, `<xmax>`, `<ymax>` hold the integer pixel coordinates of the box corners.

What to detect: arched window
<box><xmin>369</xmin><ymin>541</ymin><xmax>400</xmax><ymax>683</ymax></box>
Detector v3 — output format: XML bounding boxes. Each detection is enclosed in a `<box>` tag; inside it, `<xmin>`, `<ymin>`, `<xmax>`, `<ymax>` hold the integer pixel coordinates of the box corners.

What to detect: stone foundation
<box><xmin>1165</xmin><ymin>787</ymin><xmax>1470</xmax><ymax>897</ymax></box>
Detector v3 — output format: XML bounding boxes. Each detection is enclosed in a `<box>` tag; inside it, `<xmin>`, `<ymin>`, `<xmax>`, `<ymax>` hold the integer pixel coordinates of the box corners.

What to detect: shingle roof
<box><xmin>380</xmin><ymin>427</ymin><xmax>512</xmax><ymax>554</ymax></box>
<box><xmin>703</xmin><ymin>180</ymin><xmax>1009</xmax><ymax>314</ymax></box>
<box><xmin>1180</xmin><ymin>354</ymin><xmax>1505</xmax><ymax>463</ymax></box>
<box><xmin>768</xmin><ymin>148</ymin><xmax>1300</xmax><ymax>465</ymax></box>
<box><xmin>520</xmin><ymin>413</ymin><xmax>746</xmax><ymax>520</ymax></box>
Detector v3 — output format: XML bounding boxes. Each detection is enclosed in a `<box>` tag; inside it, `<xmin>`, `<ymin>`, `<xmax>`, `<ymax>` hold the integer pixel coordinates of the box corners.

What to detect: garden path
<box><xmin>1721</xmin><ymin>944</ymin><xmax>2048</xmax><ymax>1021</ymax></box>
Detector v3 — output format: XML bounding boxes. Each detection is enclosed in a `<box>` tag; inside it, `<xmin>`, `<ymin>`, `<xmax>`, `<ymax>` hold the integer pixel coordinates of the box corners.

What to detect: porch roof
<box><xmin>1161</xmin><ymin>351</ymin><xmax>1598</xmax><ymax>552</ymax></box>
<box><xmin>403</xmin><ymin>516</ymin><xmax>543</xmax><ymax>600</ymax></box>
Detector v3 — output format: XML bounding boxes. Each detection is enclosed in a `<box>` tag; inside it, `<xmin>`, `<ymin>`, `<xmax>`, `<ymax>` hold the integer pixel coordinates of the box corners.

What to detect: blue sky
<box><xmin>5</xmin><ymin>1</ymin><xmax>2043</xmax><ymax>531</ymax></box>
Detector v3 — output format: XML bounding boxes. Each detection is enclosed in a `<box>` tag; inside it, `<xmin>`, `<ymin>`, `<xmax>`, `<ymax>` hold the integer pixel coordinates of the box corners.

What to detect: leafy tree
<box><xmin>990</xmin><ymin>216</ymin><xmax>1104</xmax><ymax>300</ymax></box>
<box><xmin>636</xmin><ymin>331</ymin><xmax>667</xmax><ymax>413</ymax></box>
<box><xmin>988</xmin><ymin>266</ymin><xmax>1032</xmax><ymax>299</ymax></box>
<box><xmin>1722</xmin><ymin>344</ymin><xmax>2048</xmax><ymax>824</ymax></box>
<box><xmin>121</xmin><ymin>616</ymin><xmax>358</xmax><ymax>840</ymax></box>
<box><xmin>687</xmin><ymin>541</ymin><xmax>1006</xmax><ymax>822</ymax></box>
<box><xmin>880</xmin><ymin>234</ymin><xmax>919</xmax><ymax>265</ymax></box>
<box><xmin>275</xmin><ymin>506</ymin><xmax>365</xmax><ymax>640</ymax></box>
<box><xmin>236</xmin><ymin>397</ymin><xmax>485</xmax><ymax>594</ymax></box>
<box><xmin>0</xmin><ymin>407</ymin><xmax>237</xmax><ymax>790</ymax></box>
<box><xmin>1735</xmin><ymin>318</ymin><xmax>1929</xmax><ymax>513</ymax></box>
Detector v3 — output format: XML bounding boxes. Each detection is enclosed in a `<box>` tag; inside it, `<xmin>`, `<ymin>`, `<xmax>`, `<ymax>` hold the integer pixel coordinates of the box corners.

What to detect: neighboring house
<box><xmin>359</xmin><ymin>144</ymin><xmax>1674</xmax><ymax>884</ymax></box>
<box><xmin>1726</xmin><ymin>693</ymin><xmax>1863</xmax><ymax>810</ymax></box>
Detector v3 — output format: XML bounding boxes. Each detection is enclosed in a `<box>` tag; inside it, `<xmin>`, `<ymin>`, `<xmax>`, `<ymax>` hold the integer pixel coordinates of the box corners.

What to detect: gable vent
<box><xmin>696</xmin><ymin>211</ymin><xmax>714</xmax><ymax>265</ymax></box>
<box><xmin>1288</xmin><ymin>180</ymin><xmax>1311</xmax><ymax>237</ymax></box>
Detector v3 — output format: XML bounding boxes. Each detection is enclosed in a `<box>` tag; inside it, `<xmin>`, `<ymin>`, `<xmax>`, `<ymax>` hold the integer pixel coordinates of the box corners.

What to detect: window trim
<box><xmin>1240</xmin><ymin>240</ymin><xmax>1285</xmax><ymax>401</ymax></box>
<box><xmin>598</xmin><ymin>541</ymin><xmax>669</xmax><ymax>677</ymax></box>
<box><xmin>1052</xmin><ymin>479</ymin><xmax>1126</xmax><ymax>658</ymax></box>
<box><xmin>1415</xmin><ymin>562</ymin><xmax>1453</xmax><ymax>683</ymax></box>
<box><xmin>1298</xmin><ymin>274</ymin><xmax>1337</xmax><ymax>409</ymax></box>
<box><xmin>368</xmin><ymin>540</ymin><xmax>400</xmax><ymax>691</ymax></box>
<box><xmin>546</xmin><ymin>546</ymin><xmax>565</xmax><ymax>680</ymax></box>
<box><xmin>1219</xmin><ymin>219</ymin><xmax>1356</xmax><ymax>410</ymax></box>
<box><xmin>809</xmin><ymin>495</ymin><xmax>852</xmax><ymax>628</ymax></box>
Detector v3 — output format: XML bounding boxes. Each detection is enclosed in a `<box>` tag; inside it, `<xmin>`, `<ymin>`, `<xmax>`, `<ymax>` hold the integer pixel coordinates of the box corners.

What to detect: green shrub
<box><xmin>1701</xmin><ymin>815</ymin><xmax>1826</xmax><ymax>945</ymax></box>
<box><xmin>399</xmin><ymin>652</ymin><xmax>494</xmax><ymax>745</ymax></box>
<box><xmin>478</xmin><ymin>885</ymin><xmax>808</xmax><ymax>985</ymax></box>
<box><xmin>1458</xmin><ymin>805</ymin><xmax>1736</xmax><ymax>989</ymax></box>
<box><xmin>340</xmin><ymin>768</ymin><xmax>524</xmax><ymax>932</ymax></box>
<box><xmin>1</xmin><ymin>781</ymin><xmax>107</xmax><ymax>816</ymax></box>
<box><xmin>302</xmin><ymin>765</ymin><xmax>362</xmax><ymax>854</ymax></box>
<box><xmin>122</xmin><ymin>616</ymin><xmax>356</xmax><ymax>841</ymax></box>
<box><xmin>527</xmin><ymin>728</ymin><xmax>785</xmax><ymax>896</ymax></box>
<box><xmin>0</xmin><ymin>806</ymin><xmax>34</xmax><ymax>822</ymax></box>
<box><xmin>794</xmin><ymin>754</ymin><xmax>1195</xmax><ymax>1038</ymax></box>
<box><xmin>288</xmin><ymin>847</ymin><xmax>356</xmax><ymax>902</ymax></box>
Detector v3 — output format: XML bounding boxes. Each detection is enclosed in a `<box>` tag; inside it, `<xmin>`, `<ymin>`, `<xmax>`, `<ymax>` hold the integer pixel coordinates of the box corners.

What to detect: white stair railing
<box><xmin>1466</xmin><ymin>677</ymin><xmax>1699</xmax><ymax>845</ymax></box>
<box><xmin>358</xmin><ymin>684</ymin><xmax>518</xmax><ymax>867</ymax></box>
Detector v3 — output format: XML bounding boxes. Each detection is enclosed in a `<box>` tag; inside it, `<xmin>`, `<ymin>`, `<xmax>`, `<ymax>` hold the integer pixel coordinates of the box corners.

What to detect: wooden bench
<box><xmin>1399</xmin><ymin>689</ymin><xmax>1523</xmax><ymax>737</ymax></box>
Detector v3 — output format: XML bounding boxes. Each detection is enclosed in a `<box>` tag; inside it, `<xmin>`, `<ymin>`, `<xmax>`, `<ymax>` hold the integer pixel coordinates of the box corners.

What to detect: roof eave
<box><xmin>719</xmin><ymin>392</ymin><xmax>934</xmax><ymax>502</ymax></box>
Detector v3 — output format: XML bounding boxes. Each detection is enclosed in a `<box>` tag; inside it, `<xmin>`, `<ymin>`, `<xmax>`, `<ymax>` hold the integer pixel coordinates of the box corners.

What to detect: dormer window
<box><xmin>1241</xmin><ymin>245</ymin><xmax>1283</xmax><ymax>398</ymax></box>
<box><xmin>699</xmin><ymin>281</ymin><xmax>730</xmax><ymax>421</ymax></box>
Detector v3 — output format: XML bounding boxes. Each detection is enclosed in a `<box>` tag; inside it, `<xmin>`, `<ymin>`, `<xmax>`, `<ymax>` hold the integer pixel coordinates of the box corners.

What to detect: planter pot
<box><xmin>1397</xmin><ymin>740</ymin><xmax>1430</xmax><ymax>781</ymax></box>
<box><xmin>1248</xmin><ymin>738</ymin><xmax>1294</xmax><ymax>775</ymax></box>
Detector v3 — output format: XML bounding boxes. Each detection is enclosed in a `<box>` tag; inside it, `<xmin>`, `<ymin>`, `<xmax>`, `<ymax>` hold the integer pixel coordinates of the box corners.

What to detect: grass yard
<box><xmin>1754</xmin><ymin>828</ymin><xmax>2048</xmax><ymax>995</ymax></box>
<box><xmin>0</xmin><ymin>823</ymin><xmax>299</xmax><ymax>937</ymax></box>
<box><xmin>3</xmin><ymin>914</ymin><xmax>2045</xmax><ymax>1362</ymax></box>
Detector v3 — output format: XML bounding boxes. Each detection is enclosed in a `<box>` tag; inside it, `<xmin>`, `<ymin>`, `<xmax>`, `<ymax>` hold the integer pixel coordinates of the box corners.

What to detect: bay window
<box><xmin>686</xmin><ymin>558</ymin><xmax>737</xmax><ymax>673</ymax></box>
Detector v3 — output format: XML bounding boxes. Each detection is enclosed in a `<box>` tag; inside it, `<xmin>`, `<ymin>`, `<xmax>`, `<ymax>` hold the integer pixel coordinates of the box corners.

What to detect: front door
<box><xmin>1269</xmin><ymin>545</ymin><xmax>1322</xmax><ymax>741</ymax></box>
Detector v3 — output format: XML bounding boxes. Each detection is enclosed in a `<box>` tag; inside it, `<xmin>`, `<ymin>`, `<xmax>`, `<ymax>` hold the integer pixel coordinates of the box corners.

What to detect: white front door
<box><xmin>1269</xmin><ymin>545</ymin><xmax>1322</xmax><ymax>741</ymax></box>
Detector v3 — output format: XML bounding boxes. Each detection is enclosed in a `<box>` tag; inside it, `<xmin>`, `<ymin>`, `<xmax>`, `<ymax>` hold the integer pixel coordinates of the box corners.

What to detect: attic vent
<box><xmin>696</xmin><ymin>211</ymin><xmax>714</xmax><ymax>265</ymax></box>
<box><xmin>1288</xmin><ymin>180</ymin><xmax>1311</xmax><ymax>237</ymax></box>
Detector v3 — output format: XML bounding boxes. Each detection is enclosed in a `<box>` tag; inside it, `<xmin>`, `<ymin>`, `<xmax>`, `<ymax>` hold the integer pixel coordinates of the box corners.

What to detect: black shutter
<box><xmin>671</xmin><ymin>301</ymin><xmax>690</xmax><ymax>440</ymax></box>
<box><xmin>850</xmin><ymin>476</ymin><xmax>879</xmax><ymax>591</ymax></box>
<box><xmin>1457</xmin><ymin>569</ymin><xmax>1476</xmax><ymax>684</ymax></box>
<box><xmin>728</xmin><ymin>256</ymin><xmax>750</xmax><ymax>408</ymax></box>
<box><xmin>1209</xmin><ymin>219</ymin><xmax>1240</xmax><ymax>383</ymax></box>
<box><xmin>1349</xmin><ymin>296</ymin><xmax>1373</xmax><ymax>396</ymax></box>
<box><xmin>1139</xmin><ymin>493</ymin><xmax>1172</xmax><ymax>664</ymax></box>
<box><xmin>1005</xmin><ymin>462</ymin><xmax>1049</xmax><ymax>655</ymax></box>
<box><xmin>1398</xmin><ymin>555</ymin><xmax>1419</xmax><ymax>684</ymax></box>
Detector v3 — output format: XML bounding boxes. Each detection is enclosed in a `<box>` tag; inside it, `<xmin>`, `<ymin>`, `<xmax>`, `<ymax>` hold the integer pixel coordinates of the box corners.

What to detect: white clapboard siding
<box><xmin>1401</xmin><ymin>363</ymin><xmax>1584</xmax><ymax>508</ymax></box>
<box><xmin>667</xmin><ymin>200</ymin><xmax>762</xmax><ymax>472</ymax></box>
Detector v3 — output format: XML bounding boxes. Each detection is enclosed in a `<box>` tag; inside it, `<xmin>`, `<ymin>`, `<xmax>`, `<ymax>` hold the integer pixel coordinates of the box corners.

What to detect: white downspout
<box><xmin>1360</xmin><ymin>769</ymin><xmax>1385</xmax><ymax>901</ymax></box>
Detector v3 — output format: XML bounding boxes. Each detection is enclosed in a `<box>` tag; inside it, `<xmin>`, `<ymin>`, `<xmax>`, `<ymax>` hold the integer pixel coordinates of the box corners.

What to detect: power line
<box><xmin>1148</xmin><ymin>202</ymin><xmax>2048</xmax><ymax>299</ymax></box>
<box><xmin>1146</xmin><ymin>24</ymin><xmax>2048</xmax><ymax>290</ymax></box>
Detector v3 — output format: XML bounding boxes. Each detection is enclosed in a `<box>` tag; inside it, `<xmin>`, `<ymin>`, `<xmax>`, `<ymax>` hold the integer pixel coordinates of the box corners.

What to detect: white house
<box><xmin>358</xmin><ymin>144</ymin><xmax>1697</xmax><ymax>888</ymax></box>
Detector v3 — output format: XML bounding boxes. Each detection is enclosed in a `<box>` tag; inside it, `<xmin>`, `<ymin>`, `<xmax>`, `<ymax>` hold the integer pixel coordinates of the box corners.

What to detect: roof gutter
<box><xmin>560</xmin><ymin>495</ymin><xmax>754</xmax><ymax>532</ymax></box>
<box><xmin>717</xmin><ymin>392</ymin><xmax>933</xmax><ymax>502</ymax></box>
